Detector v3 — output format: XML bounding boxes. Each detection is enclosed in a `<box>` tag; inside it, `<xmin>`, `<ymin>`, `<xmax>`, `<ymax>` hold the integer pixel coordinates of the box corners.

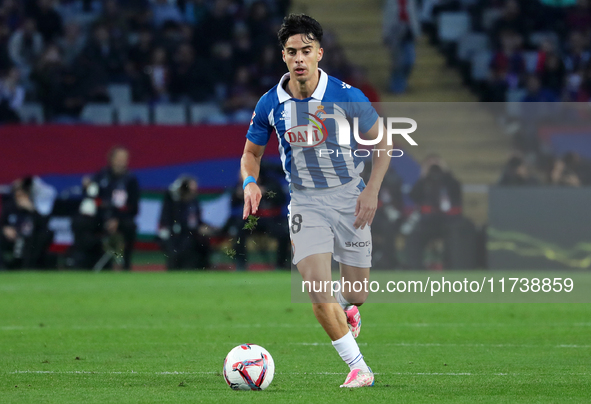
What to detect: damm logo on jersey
<box><xmin>283</xmin><ymin>112</ymin><xmax>328</xmax><ymax>148</ymax></box>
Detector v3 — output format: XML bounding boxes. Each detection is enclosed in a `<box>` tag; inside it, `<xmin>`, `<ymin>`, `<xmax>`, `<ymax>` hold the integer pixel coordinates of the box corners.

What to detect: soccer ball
<box><xmin>223</xmin><ymin>344</ymin><xmax>275</xmax><ymax>390</ymax></box>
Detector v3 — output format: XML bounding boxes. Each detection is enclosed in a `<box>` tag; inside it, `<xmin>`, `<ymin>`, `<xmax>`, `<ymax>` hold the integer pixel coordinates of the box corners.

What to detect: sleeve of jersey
<box><xmin>349</xmin><ymin>88</ymin><xmax>379</xmax><ymax>134</ymax></box>
<box><xmin>246</xmin><ymin>97</ymin><xmax>273</xmax><ymax>146</ymax></box>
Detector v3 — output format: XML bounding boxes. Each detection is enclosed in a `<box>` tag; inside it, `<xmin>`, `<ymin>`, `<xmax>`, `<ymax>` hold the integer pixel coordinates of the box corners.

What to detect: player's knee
<box><xmin>343</xmin><ymin>290</ymin><xmax>368</xmax><ymax>306</ymax></box>
<box><xmin>354</xmin><ymin>291</ymin><xmax>369</xmax><ymax>306</ymax></box>
<box><xmin>311</xmin><ymin>302</ymin><xmax>339</xmax><ymax>316</ymax></box>
<box><xmin>312</xmin><ymin>302</ymin><xmax>328</xmax><ymax>310</ymax></box>
<box><xmin>308</xmin><ymin>290</ymin><xmax>333</xmax><ymax>304</ymax></box>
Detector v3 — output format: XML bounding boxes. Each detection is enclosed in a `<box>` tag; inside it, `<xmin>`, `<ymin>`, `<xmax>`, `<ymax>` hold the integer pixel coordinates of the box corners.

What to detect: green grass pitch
<box><xmin>1</xmin><ymin>271</ymin><xmax>590</xmax><ymax>403</ymax></box>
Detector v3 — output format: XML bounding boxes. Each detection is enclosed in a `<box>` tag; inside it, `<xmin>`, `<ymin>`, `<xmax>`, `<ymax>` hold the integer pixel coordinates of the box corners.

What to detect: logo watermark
<box><xmin>281</xmin><ymin>103</ymin><xmax>417</xmax><ymax>159</ymax></box>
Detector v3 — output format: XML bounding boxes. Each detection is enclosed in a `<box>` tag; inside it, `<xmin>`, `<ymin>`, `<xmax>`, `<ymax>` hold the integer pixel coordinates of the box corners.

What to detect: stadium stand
<box><xmin>80</xmin><ymin>103</ymin><xmax>115</xmax><ymax>124</ymax></box>
<box><xmin>117</xmin><ymin>103</ymin><xmax>150</xmax><ymax>124</ymax></box>
<box><xmin>107</xmin><ymin>83</ymin><xmax>133</xmax><ymax>107</ymax></box>
<box><xmin>153</xmin><ymin>103</ymin><xmax>187</xmax><ymax>125</ymax></box>
<box><xmin>0</xmin><ymin>0</ymin><xmax>293</xmax><ymax>124</ymax></box>
<box><xmin>419</xmin><ymin>1</ymin><xmax>591</xmax><ymax>233</ymax></box>
<box><xmin>437</xmin><ymin>11</ymin><xmax>471</xmax><ymax>43</ymax></box>
<box><xmin>189</xmin><ymin>102</ymin><xmax>225</xmax><ymax>124</ymax></box>
<box><xmin>425</xmin><ymin>0</ymin><xmax>591</xmax><ymax>106</ymax></box>
<box><xmin>16</xmin><ymin>102</ymin><xmax>44</xmax><ymax>123</ymax></box>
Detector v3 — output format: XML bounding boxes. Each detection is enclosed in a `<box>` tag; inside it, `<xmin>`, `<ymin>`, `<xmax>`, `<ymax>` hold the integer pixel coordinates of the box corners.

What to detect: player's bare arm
<box><xmin>354</xmin><ymin>119</ymin><xmax>392</xmax><ymax>229</ymax></box>
<box><xmin>240</xmin><ymin>140</ymin><xmax>265</xmax><ymax>219</ymax></box>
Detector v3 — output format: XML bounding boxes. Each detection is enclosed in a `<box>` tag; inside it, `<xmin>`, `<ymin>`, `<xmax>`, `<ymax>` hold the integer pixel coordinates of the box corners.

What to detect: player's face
<box><xmin>282</xmin><ymin>34</ymin><xmax>323</xmax><ymax>83</ymax></box>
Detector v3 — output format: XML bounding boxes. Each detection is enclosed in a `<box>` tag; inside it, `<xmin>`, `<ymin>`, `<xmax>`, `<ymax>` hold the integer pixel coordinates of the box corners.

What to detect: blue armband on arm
<box><xmin>243</xmin><ymin>176</ymin><xmax>256</xmax><ymax>190</ymax></box>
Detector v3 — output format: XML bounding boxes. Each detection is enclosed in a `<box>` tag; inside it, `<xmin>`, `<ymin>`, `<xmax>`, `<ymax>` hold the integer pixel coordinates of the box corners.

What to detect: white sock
<box><xmin>335</xmin><ymin>290</ymin><xmax>354</xmax><ymax>311</ymax></box>
<box><xmin>332</xmin><ymin>331</ymin><xmax>370</xmax><ymax>372</ymax></box>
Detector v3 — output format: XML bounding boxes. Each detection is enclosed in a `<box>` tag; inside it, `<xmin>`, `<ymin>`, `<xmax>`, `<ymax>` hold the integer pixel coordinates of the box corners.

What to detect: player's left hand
<box><xmin>354</xmin><ymin>187</ymin><xmax>378</xmax><ymax>230</ymax></box>
<box><xmin>243</xmin><ymin>182</ymin><xmax>262</xmax><ymax>220</ymax></box>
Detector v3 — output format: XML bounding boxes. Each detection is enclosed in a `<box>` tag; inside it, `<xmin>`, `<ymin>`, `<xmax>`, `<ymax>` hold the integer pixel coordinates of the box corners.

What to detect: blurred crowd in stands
<box><xmin>0</xmin><ymin>0</ymin><xmax>380</xmax><ymax>124</ymax></box>
<box><xmin>424</xmin><ymin>0</ymin><xmax>591</xmax><ymax>182</ymax></box>
<box><xmin>0</xmin><ymin>0</ymin><xmax>287</xmax><ymax>122</ymax></box>
<box><xmin>499</xmin><ymin>150</ymin><xmax>591</xmax><ymax>187</ymax></box>
<box><xmin>484</xmin><ymin>0</ymin><xmax>591</xmax><ymax>103</ymax></box>
<box><xmin>425</xmin><ymin>0</ymin><xmax>591</xmax><ymax>103</ymax></box>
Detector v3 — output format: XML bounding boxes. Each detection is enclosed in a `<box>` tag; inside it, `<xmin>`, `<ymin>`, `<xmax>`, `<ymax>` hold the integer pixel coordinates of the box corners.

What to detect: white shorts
<box><xmin>289</xmin><ymin>178</ymin><xmax>372</xmax><ymax>268</ymax></box>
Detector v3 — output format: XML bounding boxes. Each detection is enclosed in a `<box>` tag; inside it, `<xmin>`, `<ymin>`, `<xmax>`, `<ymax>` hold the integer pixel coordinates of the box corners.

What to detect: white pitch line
<box><xmin>296</xmin><ymin>342</ymin><xmax>591</xmax><ymax>348</ymax></box>
<box><xmin>0</xmin><ymin>324</ymin><xmax>322</xmax><ymax>332</ymax></box>
<box><xmin>0</xmin><ymin>370</ymin><xmax>490</xmax><ymax>377</ymax></box>
<box><xmin>3</xmin><ymin>322</ymin><xmax>591</xmax><ymax>332</ymax></box>
<box><xmin>556</xmin><ymin>344</ymin><xmax>591</xmax><ymax>348</ymax></box>
<box><xmin>8</xmin><ymin>370</ymin><xmax>591</xmax><ymax>377</ymax></box>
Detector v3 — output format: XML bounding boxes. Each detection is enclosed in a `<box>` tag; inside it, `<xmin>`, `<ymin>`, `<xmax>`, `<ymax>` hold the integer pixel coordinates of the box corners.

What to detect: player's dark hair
<box><xmin>277</xmin><ymin>14</ymin><xmax>323</xmax><ymax>48</ymax></box>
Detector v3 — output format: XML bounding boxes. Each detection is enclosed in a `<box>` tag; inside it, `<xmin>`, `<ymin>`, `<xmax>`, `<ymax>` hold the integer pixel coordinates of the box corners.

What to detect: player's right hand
<box><xmin>243</xmin><ymin>183</ymin><xmax>262</xmax><ymax>219</ymax></box>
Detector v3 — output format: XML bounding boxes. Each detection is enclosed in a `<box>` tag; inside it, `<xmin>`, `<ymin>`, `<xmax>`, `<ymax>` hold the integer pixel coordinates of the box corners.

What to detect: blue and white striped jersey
<box><xmin>246</xmin><ymin>69</ymin><xmax>378</xmax><ymax>188</ymax></box>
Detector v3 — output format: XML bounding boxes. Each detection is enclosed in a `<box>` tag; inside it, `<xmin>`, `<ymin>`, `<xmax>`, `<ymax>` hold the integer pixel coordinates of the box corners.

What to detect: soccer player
<box><xmin>240</xmin><ymin>14</ymin><xmax>392</xmax><ymax>388</ymax></box>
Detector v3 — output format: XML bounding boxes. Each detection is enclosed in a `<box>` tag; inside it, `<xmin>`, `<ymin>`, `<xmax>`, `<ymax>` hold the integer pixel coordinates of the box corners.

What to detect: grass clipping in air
<box><xmin>243</xmin><ymin>215</ymin><xmax>259</xmax><ymax>233</ymax></box>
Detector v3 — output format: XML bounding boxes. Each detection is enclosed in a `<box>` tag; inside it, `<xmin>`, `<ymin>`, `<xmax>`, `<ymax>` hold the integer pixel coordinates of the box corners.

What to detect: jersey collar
<box><xmin>276</xmin><ymin>68</ymin><xmax>328</xmax><ymax>103</ymax></box>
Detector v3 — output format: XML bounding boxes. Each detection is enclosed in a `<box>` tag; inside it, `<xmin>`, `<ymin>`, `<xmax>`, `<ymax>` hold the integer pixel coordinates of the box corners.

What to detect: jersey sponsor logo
<box><xmin>283</xmin><ymin>113</ymin><xmax>328</xmax><ymax>148</ymax></box>
<box><xmin>345</xmin><ymin>240</ymin><xmax>371</xmax><ymax>248</ymax></box>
